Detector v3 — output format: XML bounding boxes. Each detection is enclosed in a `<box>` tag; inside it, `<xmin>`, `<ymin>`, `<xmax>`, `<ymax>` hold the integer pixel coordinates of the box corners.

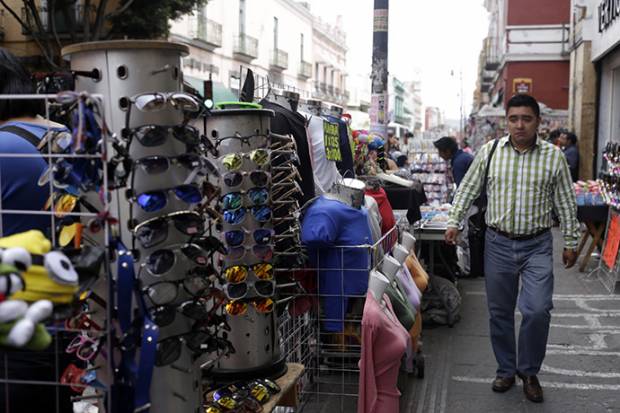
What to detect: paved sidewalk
<box><xmin>401</xmin><ymin>228</ymin><xmax>620</xmax><ymax>413</ymax></box>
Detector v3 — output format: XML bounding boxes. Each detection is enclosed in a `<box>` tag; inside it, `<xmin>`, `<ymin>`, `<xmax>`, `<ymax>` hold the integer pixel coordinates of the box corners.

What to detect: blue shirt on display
<box><xmin>0</xmin><ymin>121</ymin><xmax>56</xmax><ymax>235</ymax></box>
<box><xmin>451</xmin><ymin>149</ymin><xmax>474</xmax><ymax>187</ymax></box>
<box><xmin>301</xmin><ymin>196</ymin><xmax>372</xmax><ymax>332</ymax></box>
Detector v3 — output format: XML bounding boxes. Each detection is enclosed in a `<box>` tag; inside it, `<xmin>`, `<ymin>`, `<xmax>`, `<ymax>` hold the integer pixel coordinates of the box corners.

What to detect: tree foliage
<box><xmin>1</xmin><ymin>0</ymin><xmax>208</xmax><ymax>68</ymax></box>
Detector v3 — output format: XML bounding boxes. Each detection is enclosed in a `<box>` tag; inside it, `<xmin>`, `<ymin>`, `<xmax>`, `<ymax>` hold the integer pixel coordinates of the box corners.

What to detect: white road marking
<box><xmin>541</xmin><ymin>364</ymin><xmax>620</xmax><ymax>378</ymax></box>
<box><xmin>575</xmin><ymin>299</ymin><xmax>620</xmax><ymax>313</ymax></box>
<box><xmin>549</xmin><ymin>325</ymin><xmax>620</xmax><ymax>332</ymax></box>
<box><xmin>465</xmin><ymin>291</ymin><xmax>620</xmax><ymax>300</ymax></box>
<box><xmin>552</xmin><ymin>312</ymin><xmax>620</xmax><ymax>318</ymax></box>
<box><xmin>546</xmin><ymin>349</ymin><xmax>620</xmax><ymax>356</ymax></box>
<box><xmin>451</xmin><ymin>376</ymin><xmax>620</xmax><ymax>391</ymax></box>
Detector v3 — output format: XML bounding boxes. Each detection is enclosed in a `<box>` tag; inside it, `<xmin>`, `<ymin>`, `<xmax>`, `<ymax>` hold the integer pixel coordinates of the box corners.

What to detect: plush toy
<box><xmin>0</xmin><ymin>230</ymin><xmax>79</xmax><ymax>304</ymax></box>
<box><xmin>0</xmin><ymin>230</ymin><xmax>80</xmax><ymax>350</ymax></box>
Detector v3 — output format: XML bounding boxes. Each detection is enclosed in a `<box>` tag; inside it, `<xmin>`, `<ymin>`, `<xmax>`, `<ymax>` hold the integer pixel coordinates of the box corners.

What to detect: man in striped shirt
<box><xmin>445</xmin><ymin>94</ymin><xmax>579</xmax><ymax>403</ymax></box>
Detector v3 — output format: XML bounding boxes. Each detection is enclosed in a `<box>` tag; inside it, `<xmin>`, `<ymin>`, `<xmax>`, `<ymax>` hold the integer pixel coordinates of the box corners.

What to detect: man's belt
<box><xmin>488</xmin><ymin>227</ymin><xmax>550</xmax><ymax>241</ymax></box>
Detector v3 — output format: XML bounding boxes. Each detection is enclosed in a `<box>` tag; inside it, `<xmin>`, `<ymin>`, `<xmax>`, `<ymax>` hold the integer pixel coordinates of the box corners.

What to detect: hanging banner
<box><xmin>513</xmin><ymin>78</ymin><xmax>533</xmax><ymax>95</ymax></box>
<box><xmin>323</xmin><ymin>120</ymin><xmax>342</xmax><ymax>162</ymax></box>
<box><xmin>603</xmin><ymin>213</ymin><xmax>620</xmax><ymax>269</ymax></box>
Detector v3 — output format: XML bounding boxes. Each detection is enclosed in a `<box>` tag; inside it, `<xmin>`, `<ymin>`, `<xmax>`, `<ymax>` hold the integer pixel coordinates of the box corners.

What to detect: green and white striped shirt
<box><xmin>447</xmin><ymin>135</ymin><xmax>580</xmax><ymax>249</ymax></box>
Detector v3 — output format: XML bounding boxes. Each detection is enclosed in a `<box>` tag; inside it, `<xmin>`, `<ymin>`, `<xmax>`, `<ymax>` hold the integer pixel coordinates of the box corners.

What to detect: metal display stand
<box><xmin>205</xmin><ymin>106</ymin><xmax>287</xmax><ymax>379</ymax></box>
<box><xmin>63</xmin><ymin>41</ymin><xmax>208</xmax><ymax>412</ymax></box>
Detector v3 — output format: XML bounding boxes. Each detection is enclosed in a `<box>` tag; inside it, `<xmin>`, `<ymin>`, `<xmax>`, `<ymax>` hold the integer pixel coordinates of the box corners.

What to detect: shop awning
<box><xmin>184</xmin><ymin>76</ymin><xmax>238</xmax><ymax>103</ymax></box>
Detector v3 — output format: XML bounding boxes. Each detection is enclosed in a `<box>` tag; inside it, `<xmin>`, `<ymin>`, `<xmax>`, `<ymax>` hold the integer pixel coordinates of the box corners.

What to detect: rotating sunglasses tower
<box><xmin>205</xmin><ymin>104</ymin><xmax>287</xmax><ymax>379</ymax></box>
<box><xmin>63</xmin><ymin>41</ymin><xmax>212</xmax><ymax>413</ymax></box>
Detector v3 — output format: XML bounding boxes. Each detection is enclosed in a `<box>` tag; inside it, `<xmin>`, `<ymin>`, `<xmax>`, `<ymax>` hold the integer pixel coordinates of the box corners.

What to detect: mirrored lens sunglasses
<box><xmin>221</xmin><ymin>188</ymin><xmax>270</xmax><ymax>210</ymax></box>
<box><xmin>225</xmin><ymin>244</ymin><xmax>273</xmax><ymax>261</ymax></box>
<box><xmin>222</xmin><ymin>263</ymin><xmax>273</xmax><ymax>284</ymax></box>
<box><xmin>223</xmin><ymin>170</ymin><xmax>270</xmax><ymax>188</ymax></box>
<box><xmin>224</xmin><ymin>228</ymin><xmax>274</xmax><ymax>247</ymax></box>
<box><xmin>223</xmin><ymin>206</ymin><xmax>272</xmax><ymax>225</ymax></box>
<box><xmin>134</xmin><ymin>184</ymin><xmax>202</xmax><ymax>212</ymax></box>
<box><xmin>131</xmin><ymin>92</ymin><xmax>201</xmax><ymax>112</ymax></box>
<box><xmin>224</xmin><ymin>298</ymin><xmax>275</xmax><ymax>316</ymax></box>
<box><xmin>220</xmin><ymin>150</ymin><xmax>270</xmax><ymax>171</ymax></box>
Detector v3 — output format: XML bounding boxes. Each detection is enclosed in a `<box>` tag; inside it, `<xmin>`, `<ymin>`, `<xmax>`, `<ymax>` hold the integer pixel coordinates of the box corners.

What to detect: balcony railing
<box><xmin>270</xmin><ymin>49</ymin><xmax>289</xmax><ymax>70</ymax></box>
<box><xmin>298</xmin><ymin>60</ymin><xmax>312</xmax><ymax>79</ymax></box>
<box><xmin>20</xmin><ymin>5</ymin><xmax>95</xmax><ymax>34</ymax></box>
<box><xmin>192</xmin><ymin>18</ymin><xmax>222</xmax><ymax>49</ymax></box>
<box><xmin>233</xmin><ymin>33</ymin><xmax>259</xmax><ymax>60</ymax></box>
<box><xmin>485</xmin><ymin>36</ymin><xmax>500</xmax><ymax>70</ymax></box>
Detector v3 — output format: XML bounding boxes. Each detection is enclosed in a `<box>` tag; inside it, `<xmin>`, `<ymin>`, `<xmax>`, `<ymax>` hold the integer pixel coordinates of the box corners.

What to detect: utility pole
<box><xmin>369</xmin><ymin>0</ymin><xmax>389</xmax><ymax>144</ymax></box>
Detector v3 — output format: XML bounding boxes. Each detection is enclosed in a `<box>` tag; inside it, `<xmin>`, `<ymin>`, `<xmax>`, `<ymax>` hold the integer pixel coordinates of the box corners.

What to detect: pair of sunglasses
<box><xmin>133</xmin><ymin>154</ymin><xmax>203</xmax><ymax>174</ymax></box>
<box><xmin>223</xmin><ymin>206</ymin><xmax>272</xmax><ymax>225</ymax></box>
<box><xmin>149</xmin><ymin>298</ymin><xmax>212</xmax><ymax>327</ymax></box>
<box><xmin>221</xmin><ymin>188</ymin><xmax>270</xmax><ymax>210</ymax></box>
<box><xmin>223</xmin><ymin>170</ymin><xmax>270</xmax><ymax>188</ymax></box>
<box><xmin>133</xmin><ymin>211</ymin><xmax>204</xmax><ymax>249</ymax></box>
<box><xmin>225</xmin><ymin>244</ymin><xmax>273</xmax><ymax>262</ymax></box>
<box><xmin>215</xmin><ymin>132</ymin><xmax>269</xmax><ymax>149</ymax></box>
<box><xmin>155</xmin><ymin>330</ymin><xmax>233</xmax><ymax>366</ymax></box>
<box><xmin>223</xmin><ymin>279</ymin><xmax>275</xmax><ymax>300</ymax></box>
<box><xmin>224</xmin><ymin>297</ymin><xmax>274</xmax><ymax>316</ymax></box>
<box><xmin>224</xmin><ymin>228</ymin><xmax>274</xmax><ymax>247</ymax></box>
<box><xmin>132</xmin><ymin>184</ymin><xmax>202</xmax><ymax>212</ymax></box>
<box><xmin>219</xmin><ymin>150</ymin><xmax>269</xmax><ymax>172</ymax></box>
<box><xmin>129</xmin><ymin>92</ymin><xmax>202</xmax><ymax>113</ymax></box>
<box><xmin>142</xmin><ymin>272</ymin><xmax>213</xmax><ymax>306</ymax></box>
<box><xmin>143</xmin><ymin>243</ymin><xmax>210</xmax><ymax>276</ymax></box>
<box><xmin>124</xmin><ymin>124</ymin><xmax>201</xmax><ymax>147</ymax></box>
<box><xmin>223</xmin><ymin>263</ymin><xmax>273</xmax><ymax>284</ymax></box>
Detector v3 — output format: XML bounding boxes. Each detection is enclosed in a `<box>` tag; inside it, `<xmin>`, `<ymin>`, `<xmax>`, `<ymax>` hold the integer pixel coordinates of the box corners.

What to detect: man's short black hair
<box><xmin>0</xmin><ymin>48</ymin><xmax>43</xmax><ymax>121</ymax></box>
<box><xmin>567</xmin><ymin>132</ymin><xmax>577</xmax><ymax>145</ymax></box>
<box><xmin>433</xmin><ymin>136</ymin><xmax>458</xmax><ymax>154</ymax></box>
<box><xmin>405</xmin><ymin>131</ymin><xmax>414</xmax><ymax>138</ymax></box>
<box><xmin>506</xmin><ymin>94</ymin><xmax>540</xmax><ymax>118</ymax></box>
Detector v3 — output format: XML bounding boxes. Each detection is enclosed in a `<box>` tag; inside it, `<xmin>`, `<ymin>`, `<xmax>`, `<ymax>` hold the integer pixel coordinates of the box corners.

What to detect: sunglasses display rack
<box><xmin>0</xmin><ymin>92</ymin><xmax>118</xmax><ymax>413</ymax></box>
<box><xmin>64</xmin><ymin>41</ymin><xmax>219</xmax><ymax>413</ymax></box>
<box><xmin>204</xmin><ymin>104</ymin><xmax>289</xmax><ymax>380</ymax></box>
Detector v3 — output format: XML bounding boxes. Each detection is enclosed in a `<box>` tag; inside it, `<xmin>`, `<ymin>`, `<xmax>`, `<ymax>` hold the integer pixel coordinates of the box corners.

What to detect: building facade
<box><xmin>589</xmin><ymin>0</ymin><xmax>620</xmax><ymax>173</ymax></box>
<box><xmin>169</xmin><ymin>0</ymin><xmax>348</xmax><ymax>105</ymax></box>
<box><xmin>476</xmin><ymin>0</ymin><xmax>572</xmax><ymax>111</ymax></box>
<box><xmin>425</xmin><ymin>106</ymin><xmax>443</xmax><ymax>131</ymax></box>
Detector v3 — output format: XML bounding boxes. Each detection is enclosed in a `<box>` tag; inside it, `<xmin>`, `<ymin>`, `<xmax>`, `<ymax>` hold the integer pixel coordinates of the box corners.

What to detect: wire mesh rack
<box><xmin>0</xmin><ymin>92</ymin><xmax>115</xmax><ymax>413</ymax></box>
<box><xmin>276</xmin><ymin>219</ymin><xmax>404</xmax><ymax>412</ymax></box>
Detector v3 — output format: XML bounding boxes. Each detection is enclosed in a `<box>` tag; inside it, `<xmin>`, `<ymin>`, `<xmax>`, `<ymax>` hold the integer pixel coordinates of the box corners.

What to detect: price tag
<box><xmin>323</xmin><ymin>120</ymin><xmax>342</xmax><ymax>162</ymax></box>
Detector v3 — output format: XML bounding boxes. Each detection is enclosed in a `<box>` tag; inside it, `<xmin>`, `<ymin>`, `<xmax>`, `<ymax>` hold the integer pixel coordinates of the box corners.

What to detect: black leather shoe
<box><xmin>518</xmin><ymin>373</ymin><xmax>544</xmax><ymax>402</ymax></box>
<box><xmin>491</xmin><ymin>376</ymin><xmax>515</xmax><ymax>392</ymax></box>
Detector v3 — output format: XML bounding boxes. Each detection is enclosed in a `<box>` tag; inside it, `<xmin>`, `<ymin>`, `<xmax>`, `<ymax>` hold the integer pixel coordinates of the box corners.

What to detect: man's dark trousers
<box><xmin>484</xmin><ymin>228</ymin><xmax>554</xmax><ymax>378</ymax></box>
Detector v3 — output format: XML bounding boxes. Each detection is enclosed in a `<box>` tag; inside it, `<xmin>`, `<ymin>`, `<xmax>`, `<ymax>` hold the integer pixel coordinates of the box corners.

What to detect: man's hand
<box><xmin>445</xmin><ymin>227</ymin><xmax>460</xmax><ymax>245</ymax></box>
<box><xmin>563</xmin><ymin>248</ymin><xmax>578</xmax><ymax>269</ymax></box>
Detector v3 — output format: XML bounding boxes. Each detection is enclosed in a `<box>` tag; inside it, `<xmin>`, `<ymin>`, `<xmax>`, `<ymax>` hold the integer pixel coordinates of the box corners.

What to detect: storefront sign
<box><xmin>512</xmin><ymin>78</ymin><xmax>533</xmax><ymax>94</ymax></box>
<box><xmin>323</xmin><ymin>120</ymin><xmax>342</xmax><ymax>162</ymax></box>
<box><xmin>599</xmin><ymin>0</ymin><xmax>620</xmax><ymax>32</ymax></box>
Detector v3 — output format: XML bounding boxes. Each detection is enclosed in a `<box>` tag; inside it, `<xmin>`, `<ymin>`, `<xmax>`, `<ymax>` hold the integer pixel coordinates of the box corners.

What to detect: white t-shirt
<box><xmin>302</xmin><ymin>113</ymin><xmax>342</xmax><ymax>194</ymax></box>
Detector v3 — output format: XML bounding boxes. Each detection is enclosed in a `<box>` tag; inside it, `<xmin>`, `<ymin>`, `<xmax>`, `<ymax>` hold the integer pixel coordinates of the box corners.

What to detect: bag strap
<box><xmin>481</xmin><ymin>138</ymin><xmax>500</xmax><ymax>199</ymax></box>
<box><xmin>0</xmin><ymin>125</ymin><xmax>42</xmax><ymax>149</ymax></box>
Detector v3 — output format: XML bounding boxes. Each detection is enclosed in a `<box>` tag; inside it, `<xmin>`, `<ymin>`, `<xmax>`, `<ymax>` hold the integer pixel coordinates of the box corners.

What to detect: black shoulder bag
<box><xmin>467</xmin><ymin>138</ymin><xmax>500</xmax><ymax>277</ymax></box>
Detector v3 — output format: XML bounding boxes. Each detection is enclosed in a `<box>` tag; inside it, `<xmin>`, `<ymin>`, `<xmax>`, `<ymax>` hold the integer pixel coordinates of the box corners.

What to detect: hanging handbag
<box><xmin>467</xmin><ymin>138</ymin><xmax>500</xmax><ymax>277</ymax></box>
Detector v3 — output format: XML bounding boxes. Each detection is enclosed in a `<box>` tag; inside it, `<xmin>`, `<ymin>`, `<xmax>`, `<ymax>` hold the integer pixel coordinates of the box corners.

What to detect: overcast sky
<box><xmin>304</xmin><ymin>0</ymin><xmax>489</xmax><ymax>119</ymax></box>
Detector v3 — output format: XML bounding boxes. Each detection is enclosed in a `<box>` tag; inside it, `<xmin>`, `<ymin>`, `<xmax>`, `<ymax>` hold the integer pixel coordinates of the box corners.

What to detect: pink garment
<box><xmin>358</xmin><ymin>292</ymin><xmax>409</xmax><ymax>413</ymax></box>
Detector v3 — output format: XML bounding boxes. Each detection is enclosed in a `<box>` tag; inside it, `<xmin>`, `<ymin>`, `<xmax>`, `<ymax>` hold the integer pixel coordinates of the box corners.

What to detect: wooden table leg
<box><xmin>579</xmin><ymin>222</ymin><xmax>605</xmax><ymax>272</ymax></box>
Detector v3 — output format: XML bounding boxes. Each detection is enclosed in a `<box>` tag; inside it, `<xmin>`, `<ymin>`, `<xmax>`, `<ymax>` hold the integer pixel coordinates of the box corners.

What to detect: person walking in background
<box><xmin>559</xmin><ymin>131</ymin><xmax>580</xmax><ymax>182</ymax></box>
<box><xmin>433</xmin><ymin>136</ymin><xmax>474</xmax><ymax>187</ymax></box>
<box><xmin>445</xmin><ymin>94</ymin><xmax>579</xmax><ymax>403</ymax></box>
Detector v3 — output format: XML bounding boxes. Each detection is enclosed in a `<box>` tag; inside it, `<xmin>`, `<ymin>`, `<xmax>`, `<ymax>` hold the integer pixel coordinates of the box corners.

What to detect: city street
<box><xmin>401</xmin><ymin>229</ymin><xmax>620</xmax><ymax>413</ymax></box>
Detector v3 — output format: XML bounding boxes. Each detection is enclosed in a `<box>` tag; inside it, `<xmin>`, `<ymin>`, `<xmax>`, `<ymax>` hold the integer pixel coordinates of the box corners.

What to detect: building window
<box><xmin>315</xmin><ymin>63</ymin><xmax>319</xmax><ymax>80</ymax></box>
<box><xmin>239</xmin><ymin>0</ymin><xmax>246</xmax><ymax>34</ymax></box>
<box><xmin>273</xmin><ymin>17</ymin><xmax>279</xmax><ymax>49</ymax></box>
<box><xmin>300</xmin><ymin>33</ymin><xmax>304</xmax><ymax>61</ymax></box>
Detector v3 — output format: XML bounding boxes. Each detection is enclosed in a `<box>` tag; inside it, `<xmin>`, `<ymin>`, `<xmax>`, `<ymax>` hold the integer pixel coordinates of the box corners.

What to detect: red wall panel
<box><xmin>507</xmin><ymin>0</ymin><xmax>570</xmax><ymax>26</ymax></box>
<box><xmin>503</xmin><ymin>61</ymin><xmax>570</xmax><ymax>110</ymax></box>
